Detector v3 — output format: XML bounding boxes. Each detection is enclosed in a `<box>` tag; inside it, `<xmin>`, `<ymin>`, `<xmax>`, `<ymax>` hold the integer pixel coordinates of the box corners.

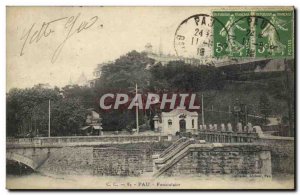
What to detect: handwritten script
<box><xmin>20</xmin><ymin>13</ymin><xmax>102</xmax><ymax>63</ymax></box>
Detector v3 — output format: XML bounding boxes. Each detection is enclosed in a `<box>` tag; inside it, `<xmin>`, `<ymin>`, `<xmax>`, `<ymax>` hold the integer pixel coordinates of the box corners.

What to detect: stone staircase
<box><xmin>158</xmin><ymin>137</ymin><xmax>188</xmax><ymax>159</ymax></box>
<box><xmin>152</xmin><ymin>137</ymin><xmax>204</xmax><ymax>177</ymax></box>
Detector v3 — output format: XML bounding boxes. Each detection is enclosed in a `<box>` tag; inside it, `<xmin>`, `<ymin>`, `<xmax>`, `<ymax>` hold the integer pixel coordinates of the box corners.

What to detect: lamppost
<box><xmin>233</xmin><ymin>98</ymin><xmax>241</xmax><ymax>125</ymax></box>
<box><xmin>48</xmin><ymin>99</ymin><xmax>51</xmax><ymax>137</ymax></box>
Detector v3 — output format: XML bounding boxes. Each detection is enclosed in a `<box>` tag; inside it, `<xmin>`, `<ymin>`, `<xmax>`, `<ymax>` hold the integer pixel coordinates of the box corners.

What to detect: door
<box><xmin>179</xmin><ymin>119</ymin><xmax>186</xmax><ymax>132</ymax></box>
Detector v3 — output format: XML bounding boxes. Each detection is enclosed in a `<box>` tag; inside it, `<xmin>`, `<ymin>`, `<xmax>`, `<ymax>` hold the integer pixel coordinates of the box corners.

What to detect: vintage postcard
<box><xmin>6</xmin><ymin>6</ymin><xmax>295</xmax><ymax>190</ymax></box>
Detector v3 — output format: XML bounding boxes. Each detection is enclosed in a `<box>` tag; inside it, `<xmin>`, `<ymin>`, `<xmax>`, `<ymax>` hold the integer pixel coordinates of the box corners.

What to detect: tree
<box><xmin>94</xmin><ymin>51</ymin><xmax>154</xmax><ymax>131</ymax></box>
<box><xmin>92</xmin><ymin>51</ymin><xmax>225</xmax><ymax>131</ymax></box>
<box><xmin>62</xmin><ymin>85</ymin><xmax>97</xmax><ymax>109</ymax></box>
<box><xmin>50</xmin><ymin>98</ymin><xmax>88</xmax><ymax>136</ymax></box>
<box><xmin>6</xmin><ymin>85</ymin><xmax>61</xmax><ymax>137</ymax></box>
<box><xmin>6</xmin><ymin>85</ymin><xmax>88</xmax><ymax>137</ymax></box>
<box><xmin>101</xmin><ymin>110</ymin><xmax>135</xmax><ymax>131</ymax></box>
<box><xmin>150</xmin><ymin>61</ymin><xmax>225</xmax><ymax>91</ymax></box>
<box><xmin>96</xmin><ymin>50</ymin><xmax>154</xmax><ymax>91</ymax></box>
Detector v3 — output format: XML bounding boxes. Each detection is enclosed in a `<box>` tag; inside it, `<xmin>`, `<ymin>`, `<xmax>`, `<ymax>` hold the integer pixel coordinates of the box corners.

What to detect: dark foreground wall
<box><xmin>37</xmin><ymin>142</ymin><xmax>171</xmax><ymax>176</ymax></box>
<box><xmin>9</xmin><ymin>137</ymin><xmax>293</xmax><ymax>177</ymax></box>
<box><xmin>255</xmin><ymin>137</ymin><xmax>294</xmax><ymax>174</ymax></box>
<box><xmin>37</xmin><ymin>143</ymin><xmax>273</xmax><ymax>177</ymax></box>
<box><xmin>162</xmin><ymin>145</ymin><xmax>272</xmax><ymax>177</ymax></box>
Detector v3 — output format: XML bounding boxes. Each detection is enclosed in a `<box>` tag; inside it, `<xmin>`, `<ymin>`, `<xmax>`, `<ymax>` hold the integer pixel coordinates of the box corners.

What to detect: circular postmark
<box><xmin>174</xmin><ymin>14</ymin><xmax>228</xmax><ymax>64</ymax></box>
<box><xmin>226</xmin><ymin>15</ymin><xmax>282</xmax><ymax>58</ymax></box>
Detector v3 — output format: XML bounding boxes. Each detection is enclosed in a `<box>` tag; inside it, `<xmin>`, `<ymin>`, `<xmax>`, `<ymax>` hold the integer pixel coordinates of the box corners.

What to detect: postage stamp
<box><xmin>174</xmin><ymin>10</ymin><xmax>294</xmax><ymax>61</ymax></box>
<box><xmin>213</xmin><ymin>11</ymin><xmax>253</xmax><ymax>58</ymax></box>
<box><xmin>254</xmin><ymin>11</ymin><xmax>294</xmax><ymax>57</ymax></box>
<box><xmin>213</xmin><ymin>10</ymin><xmax>294</xmax><ymax>58</ymax></box>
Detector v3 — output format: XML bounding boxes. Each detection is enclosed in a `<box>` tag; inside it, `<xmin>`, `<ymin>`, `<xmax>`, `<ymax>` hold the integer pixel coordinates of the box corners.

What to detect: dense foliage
<box><xmin>7</xmin><ymin>51</ymin><xmax>294</xmax><ymax>136</ymax></box>
<box><xmin>7</xmin><ymin>85</ymin><xmax>88</xmax><ymax>137</ymax></box>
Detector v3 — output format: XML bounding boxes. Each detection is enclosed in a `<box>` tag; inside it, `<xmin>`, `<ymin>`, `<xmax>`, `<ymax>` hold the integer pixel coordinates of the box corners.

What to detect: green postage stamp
<box><xmin>213</xmin><ymin>10</ymin><xmax>294</xmax><ymax>58</ymax></box>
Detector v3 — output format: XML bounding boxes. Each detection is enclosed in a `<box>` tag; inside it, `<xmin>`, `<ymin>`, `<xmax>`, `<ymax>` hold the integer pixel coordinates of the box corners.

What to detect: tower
<box><xmin>144</xmin><ymin>43</ymin><xmax>153</xmax><ymax>54</ymax></box>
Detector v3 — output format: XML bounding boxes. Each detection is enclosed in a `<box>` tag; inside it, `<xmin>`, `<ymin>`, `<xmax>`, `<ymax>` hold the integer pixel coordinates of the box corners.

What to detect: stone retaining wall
<box><xmin>162</xmin><ymin>145</ymin><xmax>272</xmax><ymax>178</ymax></box>
<box><xmin>37</xmin><ymin>142</ymin><xmax>171</xmax><ymax>176</ymax></box>
<box><xmin>255</xmin><ymin>137</ymin><xmax>294</xmax><ymax>174</ymax></box>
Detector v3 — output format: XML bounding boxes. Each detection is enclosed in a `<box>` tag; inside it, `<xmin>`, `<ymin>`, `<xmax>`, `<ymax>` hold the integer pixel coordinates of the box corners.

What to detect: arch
<box><xmin>6</xmin><ymin>152</ymin><xmax>38</xmax><ymax>170</ymax></box>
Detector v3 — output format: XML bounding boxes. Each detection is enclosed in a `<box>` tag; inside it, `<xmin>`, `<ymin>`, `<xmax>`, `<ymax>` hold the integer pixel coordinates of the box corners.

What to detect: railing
<box><xmin>155</xmin><ymin>138</ymin><xmax>195</xmax><ymax>164</ymax></box>
<box><xmin>181</xmin><ymin>131</ymin><xmax>259</xmax><ymax>143</ymax></box>
<box><xmin>159</xmin><ymin>137</ymin><xmax>187</xmax><ymax>158</ymax></box>
<box><xmin>154</xmin><ymin>144</ymin><xmax>192</xmax><ymax>178</ymax></box>
<box><xmin>7</xmin><ymin>134</ymin><xmax>169</xmax><ymax>148</ymax></box>
<box><xmin>153</xmin><ymin>142</ymin><xmax>268</xmax><ymax>177</ymax></box>
<box><xmin>199</xmin><ymin>131</ymin><xmax>258</xmax><ymax>143</ymax></box>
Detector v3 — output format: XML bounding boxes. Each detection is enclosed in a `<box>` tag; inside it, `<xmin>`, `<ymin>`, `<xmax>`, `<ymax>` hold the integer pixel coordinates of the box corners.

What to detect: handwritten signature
<box><xmin>20</xmin><ymin>13</ymin><xmax>102</xmax><ymax>63</ymax></box>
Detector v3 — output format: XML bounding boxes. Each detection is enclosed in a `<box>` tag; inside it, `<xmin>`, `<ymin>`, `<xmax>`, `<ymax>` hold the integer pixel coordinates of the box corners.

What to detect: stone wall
<box><xmin>93</xmin><ymin>148</ymin><xmax>146</xmax><ymax>176</ymax></box>
<box><xmin>255</xmin><ymin>137</ymin><xmax>294</xmax><ymax>174</ymax></box>
<box><xmin>162</xmin><ymin>145</ymin><xmax>272</xmax><ymax>178</ymax></box>
<box><xmin>13</xmin><ymin>136</ymin><xmax>293</xmax><ymax>178</ymax></box>
<box><xmin>37</xmin><ymin>142</ymin><xmax>172</xmax><ymax>176</ymax></box>
<box><xmin>38</xmin><ymin>147</ymin><xmax>94</xmax><ymax>175</ymax></box>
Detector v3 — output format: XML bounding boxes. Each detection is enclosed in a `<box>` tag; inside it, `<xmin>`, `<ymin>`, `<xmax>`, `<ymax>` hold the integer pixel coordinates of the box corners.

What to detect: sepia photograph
<box><xmin>5</xmin><ymin>6</ymin><xmax>295</xmax><ymax>190</ymax></box>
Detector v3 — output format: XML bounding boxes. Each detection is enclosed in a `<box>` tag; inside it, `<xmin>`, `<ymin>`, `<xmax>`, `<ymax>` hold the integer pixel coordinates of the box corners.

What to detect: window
<box><xmin>168</xmin><ymin>119</ymin><xmax>172</xmax><ymax>127</ymax></box>
<box><xmin>192</xmin><ymin>119</ymin><xmax>194</xmax><ymax>128</ymax></box>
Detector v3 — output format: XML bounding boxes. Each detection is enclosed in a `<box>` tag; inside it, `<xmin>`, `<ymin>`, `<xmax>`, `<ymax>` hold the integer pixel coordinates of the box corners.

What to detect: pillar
<box><xmin>221</xmin><ymin>123</ymin><xmax>225</xmax><ymax>132</ymax></box>
<box><xmin>237</xmin><ymin>122</ymin><xmax>243</xmax><ymax>132</ymax></box>
<box><xmin>227</xmin><ymin>123</ymin><xmax>233</xmax><ymax>132</ymax></box>
<box><xmin>153</xmin><ymin>115</ymin><xmax>159</xmax><ymax>132</ymax></box>
<box><xmin>247</xmin><ymin>123</ymin><xmax>253</xmax><ymax>133</ymax></box>
<box><xmin>213</xmin><ymin>124</ymin><xmax>218</xmax><ymax>131</ymax></box>
<box><xmin>209</xmin><ymin>124</ymin><xmax>213</xmax><ymax>131</ymax></box>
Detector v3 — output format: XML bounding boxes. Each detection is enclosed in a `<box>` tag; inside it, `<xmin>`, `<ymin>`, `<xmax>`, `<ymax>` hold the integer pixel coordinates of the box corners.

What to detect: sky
<box><xmin>6</xmin><ymin>6</ymin><xmax>292</xmax><ymax>90</ymax></box>
<box><xmin>7</xmin><ymin>6</ymin><xmax>213</xmax><ymax>90</ymax></box>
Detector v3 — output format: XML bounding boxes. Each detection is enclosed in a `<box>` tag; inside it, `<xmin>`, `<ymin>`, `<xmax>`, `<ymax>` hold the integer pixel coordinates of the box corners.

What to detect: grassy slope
<box><xmin>200</xmin><ymin>71</ymin><xmax>293</xmax><ymax>126</ymax></box>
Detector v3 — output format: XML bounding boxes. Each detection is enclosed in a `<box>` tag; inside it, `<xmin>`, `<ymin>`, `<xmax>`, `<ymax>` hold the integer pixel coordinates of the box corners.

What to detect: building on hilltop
<box><xmin>33</xmin><ymin>83</ymin><xmax>52</xmax><ymax>89</ymax></box>
<box><xmin>68</xmin><ymin>72</ymin><xmax>90</xmax><ymax>87</ymax></box>
<box><xmin>143</xmin><ymin>43</ymin><xmax>202</xmax><ymax>66</ymax></box>
<box><xmin>76</xmin><ymin>72</ymin><xmax>88</xmax><ymax>87</ymax></box>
